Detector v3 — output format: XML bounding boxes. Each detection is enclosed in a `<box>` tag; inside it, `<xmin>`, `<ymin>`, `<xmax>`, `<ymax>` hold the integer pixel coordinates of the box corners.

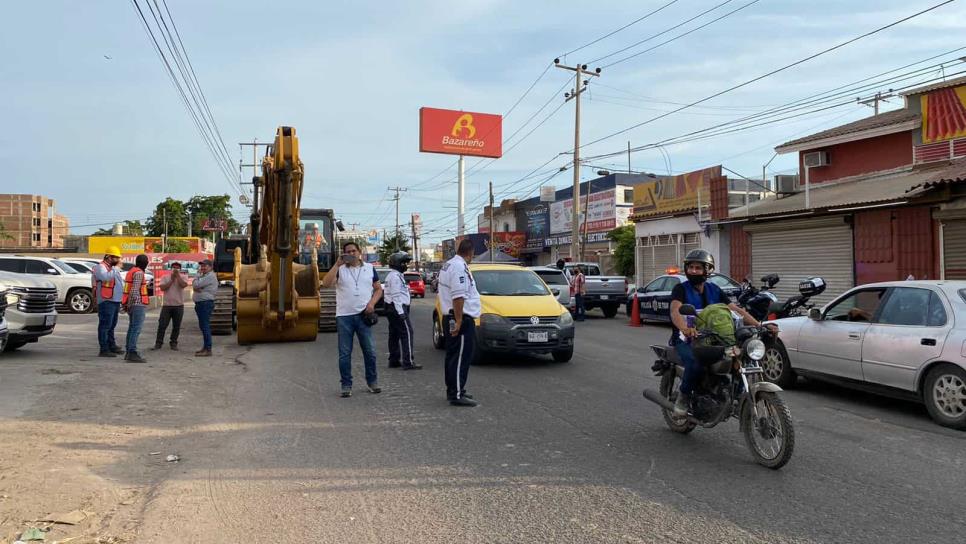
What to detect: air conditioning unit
<box><xmin>803</xmin><ymin>151</ymin><xmax>830</xmax><ymax>168</ymax></box>
<box><xmin>775</xmin><ymin>175</ymin><xmax>800</xmax><ymax>194</ymax></box>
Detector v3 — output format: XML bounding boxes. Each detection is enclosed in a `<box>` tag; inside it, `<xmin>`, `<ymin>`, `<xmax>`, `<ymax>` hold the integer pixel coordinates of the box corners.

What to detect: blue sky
<box><xmin>2</xmin><ymin>1</ymin><xmax>964</xmax><ymax>244</ymax></box>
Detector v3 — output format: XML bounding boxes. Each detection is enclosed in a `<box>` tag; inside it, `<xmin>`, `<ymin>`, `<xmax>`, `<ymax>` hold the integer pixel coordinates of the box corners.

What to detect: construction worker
<box><xmin>301</xmin><ymin>223</ymin><xmax>325</xmax><ymax>265</ymax></box>
<box><xmin>122</xmin><ymin>254</ymin><xmax>151</xmax><ymax>363</ymax></box>
<box><xmin>93</xmin><ymin>246</ymin><xmax>125</xmax><ymax>358</ymax></box>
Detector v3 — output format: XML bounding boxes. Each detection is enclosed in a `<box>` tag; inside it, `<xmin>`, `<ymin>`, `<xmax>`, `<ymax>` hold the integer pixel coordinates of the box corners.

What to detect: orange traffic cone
<box><xmin>629</xmin><ymin>296</ymin><xmax>642</xmax><ymax>327</ymax></box>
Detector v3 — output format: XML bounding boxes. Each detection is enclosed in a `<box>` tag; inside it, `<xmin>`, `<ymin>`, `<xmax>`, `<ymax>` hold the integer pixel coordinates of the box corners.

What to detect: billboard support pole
<box><xmin>489</xmin><ymin>181</ymin><xmax>494</xmax><ymax>263</ymax></box>
<box><xmin>457</xmin><ymin>155</ymin><xmax>465</xmax><ymax>236</ymax></box>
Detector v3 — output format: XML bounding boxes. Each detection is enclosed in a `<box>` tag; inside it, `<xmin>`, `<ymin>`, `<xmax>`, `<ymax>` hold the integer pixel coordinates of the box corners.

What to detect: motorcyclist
<box><xmin>670</xmin><ymin>249</ymin><xmax>762</xmax><ymax>418</ymax></box>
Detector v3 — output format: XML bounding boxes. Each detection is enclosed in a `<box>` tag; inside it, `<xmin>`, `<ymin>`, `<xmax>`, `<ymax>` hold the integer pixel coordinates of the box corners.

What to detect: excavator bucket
<box><xmin>235</xmin><ymin>127</ymin><xmax>320</xmax><ymax>344</ymax></box>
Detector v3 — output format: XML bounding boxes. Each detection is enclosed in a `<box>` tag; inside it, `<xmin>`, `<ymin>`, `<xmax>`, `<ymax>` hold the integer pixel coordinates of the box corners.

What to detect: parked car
<box><xmin>0</xmin><ymin>282</ymin><xmax>8</xmax><ymax>353</ymax></box>
<box><xmin>405</xmin><ymin>271</ymin><xmax>426</xmax><ymax>298</ymax></box>
<box><xmin>561</xmin><ymin>262</ymin><xmax>626</xmax><ymax>318</ymax></box>
<box><xmin>528</xmin><ymin>266</ymin><xmax>572</xmax><ymax>308</ymax></box>
<box><xmin>431</xmin><ymin>264</ymin><xmax>575</xmax><ymax>363</ymax></box>
<box><xmin>0</xmin><ymin>255</ymin><xmax>98</xmax><ymax>313</ymax></box>
<box><xmin>374</xmin><ymin>267</ymin><xmax>391</xmax><ymax>315</ymax></box>
<box><xmin>0</xmin><ymin>271</ymin><xmax>58</xmax><ymax>351</ymax></box>
<box><xmin>771</xmin><ymin>280</ymin><xmax>966</xmax><ymax>430</ymax></box>
<box><xmin>626</xmin><ymin>272</ymin><xmax>742</xmax><ymax>320</ymax></box>
<box><xmin>60</xmin><ymin>259</ymin><xmax>97</xmax><ymax>273</ymax></box>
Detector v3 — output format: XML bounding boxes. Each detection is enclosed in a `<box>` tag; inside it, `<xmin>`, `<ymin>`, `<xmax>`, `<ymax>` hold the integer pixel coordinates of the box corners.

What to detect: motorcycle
<box><xmin>643</xmin><ymin>304</ymin><xmax>796</xmax><ymax>469</ymax></box>
<box><xmin>738</xmin><ymin>274</ymin><xmax>827</xmax><ymax>322</ymax></box>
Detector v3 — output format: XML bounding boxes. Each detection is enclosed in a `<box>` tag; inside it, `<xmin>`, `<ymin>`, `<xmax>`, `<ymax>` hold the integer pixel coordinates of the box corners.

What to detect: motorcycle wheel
<box><xmin>741</xmin><ymin>392</ymin><xmax>795</xmax><ymax>469</ymax></box>
<box><xmin>659</xmin><ymin>371</ymin><xmax>695</xmax><ymax>434</ymax></box>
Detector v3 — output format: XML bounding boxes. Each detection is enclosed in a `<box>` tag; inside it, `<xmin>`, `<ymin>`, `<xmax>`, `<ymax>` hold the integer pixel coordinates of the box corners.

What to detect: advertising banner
<box><xmin>921</xmin><ymin>85</ymin><xmax>966</xmax><ymax>143</ymax></box>
<box><xmin>419</xmin><ymin>107</ymin><xmax>503</xmax><ymax>158</ymax></box>
<box><xmin>515</xmin><ymin>202</ymin><xmax>549</xmax><ymax>252</ymax></box>
<box><xmin>539</xmin><ymin>185</ymin><xmax>556</xmax><ymax>202</ymax></box>
<box><xmin>454</xmin><ymin>232</ymin><xmax>525</xmax><ymax>258</ymax></box>
<box><xmin>90</xmin><ymin>236</ymin><xmax>203</xmax><ymax>255</ymax></box>
<box><xmin>550</xmin><ymin>189</ymin><xmax>619</xmax><ymax>234</ymax></box>
<box><xmin>632</xmin><ymin>165</ymin><xmax>719</xmax><ymax>219</ymax></box>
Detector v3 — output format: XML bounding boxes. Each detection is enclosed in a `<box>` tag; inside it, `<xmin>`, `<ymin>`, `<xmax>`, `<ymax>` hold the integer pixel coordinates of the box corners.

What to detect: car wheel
<box><xmin>923</xmin><ymin>364</ymin><xmax>966</xmax><ymax>430</ymax></box>
<box><xmin>601</xmin><ymin>304</ymin><xmax>618</xmax><ymax>319</ymax></box>
<box><xmin>68</xmin><ymin>288</ymin><xmax>94</xmax><ymax>313</ymax></box>
<box><xmin>552</xmin><ymin>347</ymin><xmax>573</xmax><ymax>363</ymax></box>
<box><xmin>762</xmin><ymin>340</ymin><xmax>796</xmax><ymax>388</ymax></box>
<box><xmin>431</xmin><ymin>313</ymin><xmax>445</xmax><ymax>350</ymax></box>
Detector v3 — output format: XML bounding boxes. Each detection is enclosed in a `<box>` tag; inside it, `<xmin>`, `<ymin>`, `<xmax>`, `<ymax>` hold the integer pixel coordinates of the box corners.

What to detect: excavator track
<box><xmin>211</xmin><ymin>284</ymin><xmax>235</xmax><ymax>335</ymax></box>
<box><xmin>318</xmin><ymin>286</ymin><xmax>337</xmax><ymax>332</ymax></box>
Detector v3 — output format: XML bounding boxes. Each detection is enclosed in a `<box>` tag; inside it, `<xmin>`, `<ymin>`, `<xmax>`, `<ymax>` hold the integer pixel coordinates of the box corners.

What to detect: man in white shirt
<box><xmin>438</xmin><ymin>239</ymin><xmax>482</xmax><ymax>406</ymax></box>
<box><xmin>322</xmin><ymin>242</ymin><xmax>384</xmax><ymax>397</ymax></box>
<box><xmin>384</xmin><ymin>252</ymin><xmax>421</xmax><ymax>370</ymax></box>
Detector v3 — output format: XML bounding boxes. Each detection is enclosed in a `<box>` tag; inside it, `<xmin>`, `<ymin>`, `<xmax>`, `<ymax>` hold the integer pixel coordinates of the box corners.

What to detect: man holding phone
<box><xmin>322</xmin><ymin>242</ymin><xmax>384</xmax><ymax>398</ymax></box>
<box><xmin>153</xmin><ymin>262</ymin><xmax>188</xmax><ymax>350</ymax></box>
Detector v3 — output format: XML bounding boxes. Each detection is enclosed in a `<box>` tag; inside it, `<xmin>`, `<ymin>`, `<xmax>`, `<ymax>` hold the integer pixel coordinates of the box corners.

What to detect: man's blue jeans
<box><xmin>675</xmin><ymin>341</ymin><xmax>702</xmax><ymax>396</ymax></box>
<box><xmin>336</xmin><ymin>314</ymin><xmax>377</xmax><ymax>388</ymax></box>
<box><xmin>125</xmin><ymin>305</ymin><xmax>147</xmax><ymax>354</ymax></box>
<box><xmin>574</xmin><ymin>294</ymin><xmax>586</xmax><ymax>321</ymax></box>
<box><xmin>97</xmin><ymin>301</ymin><xmax>120</xmax><ymax>352</ymax></box>
<box><xmin>195</xmin><ymin>300</ymin><xmax>214</xmax><ymax>350</ymax></box>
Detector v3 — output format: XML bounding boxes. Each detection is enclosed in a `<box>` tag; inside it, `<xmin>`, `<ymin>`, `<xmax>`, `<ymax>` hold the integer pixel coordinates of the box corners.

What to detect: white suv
<box><xmin>0</xmin><ymin>255</ymin><xmax>98</xmax><ymax>313</ymax></box>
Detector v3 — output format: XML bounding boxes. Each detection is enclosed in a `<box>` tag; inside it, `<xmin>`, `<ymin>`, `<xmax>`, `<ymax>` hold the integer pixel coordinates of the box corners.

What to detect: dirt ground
<box><xmin>0</xmin><ymin>308</ymin><xmax>249</xmax><ymax>544</ymax></box>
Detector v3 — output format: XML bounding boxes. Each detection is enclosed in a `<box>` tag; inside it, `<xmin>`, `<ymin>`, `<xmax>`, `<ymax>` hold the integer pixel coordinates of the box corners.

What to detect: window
<box><xmin>32</xmin><ymin>202</ymin><xmax>40</xmax><ymax>212</ymax></box>
<box><xmin>474</xmin><ymin>270</ymin><xmax>549</xmax><ymax>296</ymax></box>
<box><xmin>579</xmin><ymin>265</ymin><xmax>600</xmax><ymax>276</ymax></box>
<box><xmin>25</xmin><ymin>259</ymin><xmax>58</xmax><ymax>275</ymax></box>
<box><xmin>624</xmin><ymin>189</ymin><xmax>634</xmax><ymax>203</ymax></box>
<box><xmin>502</xmin><ymin>222</ymin><xmax>510</xmax><ymax>232</ymax></box>
<box><xmin>65</xmin><ymin>262</ymin><xmax>90</xmax><ymax>273</ymax></box>
<box><xmin>404</xmin><ymin>273</ymin><xmax>421</xmax><ymax>283</ymax></box>
<box><xmin>52</xmin><ymin>260</ymin><xmax>79</xmax><ymax>274</ymax></box>
<box><xmin>645</xmin><ymin>277</ymin><xmax>673</xmax><ymax>293</ymax></box>
<box><xmin>535</xmin><ymin>270</ymin><xmax>568</xmax><ymax>286</ymax></box>
<box><xmin>32</xmin><ymin>217</ymin><xmax>41</xmax><ymax>227</ymax></box>
<box><xmin>960</xmin><ymin>289</ymin><xmax>966</xmax><ymax>304</ymax></box>
<box><xmin>824</xmin><ymin>289</ymin><xmax>886</xmax><ymax>322</ymax></box>
<box><xmin>876</xmin><ymin>288</ymin><xmax>947</xmax><ymax>327</ymax></box>
<box><xmin>709</xmin><ymin>275</ymin><xmax>738</xmax><ymax>289</ymax></box>
<box><xmin>0</xmin><ymin>258</ymin><xmax>22</xmax><ymax>272</ymax></box>
<box><xmin>32</xmin><ymin>233</ymin><xmax>41</xmax><ymax>242</ymax></box>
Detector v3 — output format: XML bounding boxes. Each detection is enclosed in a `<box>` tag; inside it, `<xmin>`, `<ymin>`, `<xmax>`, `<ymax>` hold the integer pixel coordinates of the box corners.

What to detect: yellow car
<box><xmin>432</xmin><ymin>263</ymin><xmax>575</xmax><ymax>363</ymax></box>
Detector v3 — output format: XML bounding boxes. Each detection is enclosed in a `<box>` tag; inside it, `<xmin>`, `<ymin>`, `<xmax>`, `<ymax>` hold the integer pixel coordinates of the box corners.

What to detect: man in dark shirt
<box><xmin>669</xmin><ymin>249</ymin><xmax>760</xmax><ymax>418</ymax></box>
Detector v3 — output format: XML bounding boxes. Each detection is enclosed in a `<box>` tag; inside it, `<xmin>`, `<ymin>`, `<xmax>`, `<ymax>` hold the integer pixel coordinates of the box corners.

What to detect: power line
<box><xmin>559</xmin><ymin>0</ymin><xmax>683</xmax><ymax>58</ymax></box>
<box><xmin>581</xmin><ymin>0</ymin><xmax>959</xmax><ymax>151</ymax></box>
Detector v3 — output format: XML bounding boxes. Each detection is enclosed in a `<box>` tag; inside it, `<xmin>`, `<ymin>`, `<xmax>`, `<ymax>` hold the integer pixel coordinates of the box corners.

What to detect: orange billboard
<box><xmin>419</xmin><ymin>107</ymin><xmax>502</xmax><ymax>158</ymax></box>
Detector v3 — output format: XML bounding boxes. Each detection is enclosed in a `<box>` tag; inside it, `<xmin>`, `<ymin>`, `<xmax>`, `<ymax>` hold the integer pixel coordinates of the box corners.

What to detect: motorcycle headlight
<box><xmin>746</xmin><ymin>339</ymin><xmax>766</xmax><ymax>361</ymax></box>
<box><xmin>559</xmin><ymin>311</ymin><xmax>573</xmax><ymax>326</ymax></box>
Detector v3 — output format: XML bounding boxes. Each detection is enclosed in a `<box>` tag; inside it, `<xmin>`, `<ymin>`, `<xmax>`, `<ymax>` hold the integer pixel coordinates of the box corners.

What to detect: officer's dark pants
<box><xmin>444</xmin><ymin>315</ymin><xmax>475</xmax><ymax>400</ymax></box>
<box><xmin>387</xmin><ymin>304</ymin><xmax>414</xmax><ymax>367</ymax></box>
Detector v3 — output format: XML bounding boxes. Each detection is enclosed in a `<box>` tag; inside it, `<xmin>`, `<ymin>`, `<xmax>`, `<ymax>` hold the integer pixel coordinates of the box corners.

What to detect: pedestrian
<box><xmin>572</xmin><ymin>265</ymin><xmax>587</xmax><ymax>321</ymax></box>
<box><xmin>438</xmin><ymin>238</ymin><xmax>481</xmax><ymax>406</ymax></box>
<box><xmin>192</xmin><ymin>258</ymin><xmax>218</xmax><ymax>357</ymax></box>
<box><xmin>384</xmin><ymin>251</ymin><xmax>421</xmax><ymax>370</ymax></box>
<box><xmin>93</xmin><ymin>246</ymin><xmax>125</xmax><ymax>358</ymax></box>
<box><xmin>321</xmin><ymin>242</ymin><xmax>384</xmax><ymax>397</ymax></box>
<box><xmin>153</xmin><ymin>262</ymin><xmax>188</xmax><ymax>351</ymax></box>
<box><xmin>122</xmin><ymin>254</ymin><xmax>151</xmax><ymax>363</ymax></box>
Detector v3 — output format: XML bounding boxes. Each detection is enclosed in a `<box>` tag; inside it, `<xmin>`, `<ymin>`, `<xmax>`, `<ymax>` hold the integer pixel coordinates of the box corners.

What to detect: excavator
<box><xmin>211</xmin><ymin>126</ymin><xmax>334</xmax><ymax>344</ymax></box>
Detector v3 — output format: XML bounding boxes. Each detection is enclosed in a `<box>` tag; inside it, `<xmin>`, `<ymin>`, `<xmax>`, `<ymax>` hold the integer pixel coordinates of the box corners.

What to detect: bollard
<box><xmin>629</xmin><ymin>296</ymin><xmax>642</xmax><ymax>327</ymax></box>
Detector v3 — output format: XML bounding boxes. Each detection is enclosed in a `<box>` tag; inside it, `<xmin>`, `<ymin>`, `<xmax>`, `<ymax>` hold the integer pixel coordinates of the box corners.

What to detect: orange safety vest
<box><xmin>304</xmin><ymin>232</ymin><xmax>322</xmax><ymax>249</ymax></box>
<box><xmin>122</xmin><ymin>266</ymin><xmax>149</xmax><ymax>305</ymax></box>
<box><xmin>98</xmin><ymin>260</ymin><xmax>116</xmax><ymax>300</ymax></box>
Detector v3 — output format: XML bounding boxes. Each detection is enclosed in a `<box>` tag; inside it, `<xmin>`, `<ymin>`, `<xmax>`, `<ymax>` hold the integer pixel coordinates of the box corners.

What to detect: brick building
<box><xmin>0</xmin><ymin>194</ymin><xmax>71</xmax><ymax>249</ymax></box>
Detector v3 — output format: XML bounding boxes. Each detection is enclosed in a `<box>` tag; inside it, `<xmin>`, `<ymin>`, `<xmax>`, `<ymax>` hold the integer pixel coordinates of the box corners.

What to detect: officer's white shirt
<box><xmin>438</xmin><ymin>255</ymin><xmax>481</xmax><ymax>318</ymax></box>
<box><xmin>335</xmin><ymin>262</ymin><xmax>378</xmax><ymax>317</ymax></box>
<box><xmin>384</xmin><ymin>269</ymin><xmax>411</xmax><ymax>315</ymax></box>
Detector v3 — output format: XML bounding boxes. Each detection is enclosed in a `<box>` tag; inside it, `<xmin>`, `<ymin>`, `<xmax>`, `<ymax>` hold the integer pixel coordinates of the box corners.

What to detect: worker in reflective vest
<box><xmin>121</xmin><ymin>254</ymin><xmax>151</xmax><ymax>363</ymax></box>
<box><xmin>94</xmin><ymin>246</ymin><xmax>125</xmax><ymax>358</ymax></box>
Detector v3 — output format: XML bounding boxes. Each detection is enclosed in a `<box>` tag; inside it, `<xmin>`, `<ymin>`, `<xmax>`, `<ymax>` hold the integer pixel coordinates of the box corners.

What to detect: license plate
<box><xmin>600</xmin><ymin>295</ymin><xmax>610</xmax><ymax>300</ymax></box>
<box><xmin>527</xmin><ymin>331</ymin><xmax>548</xmax><ymax>343</ymax></box>
<box><xmin>45</xmin><ymin>315</ymin><xmax>56</xmax><ymax>327</ymax></box>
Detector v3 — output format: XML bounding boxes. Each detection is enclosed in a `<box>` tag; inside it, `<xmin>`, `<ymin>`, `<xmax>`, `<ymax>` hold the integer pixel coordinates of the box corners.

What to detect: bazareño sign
<box><xmin>419</xmin><ymin>107</ymin><xmax>503</xmax><ymax>158</ymax></box>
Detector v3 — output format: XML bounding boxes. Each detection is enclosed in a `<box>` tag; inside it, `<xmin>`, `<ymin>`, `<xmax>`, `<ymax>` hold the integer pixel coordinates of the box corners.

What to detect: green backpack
<box><xmin>695</xmin><ymin>303</ymin><xmax>736</xmax><ymax>347</ymax></box>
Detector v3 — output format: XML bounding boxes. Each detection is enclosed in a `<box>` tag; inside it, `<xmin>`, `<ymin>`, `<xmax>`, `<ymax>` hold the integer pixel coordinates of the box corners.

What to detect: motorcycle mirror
<box><xmin>761</xmin><ymin>273</ymin><xmax>779</xmax><ymax>288</ymax></box>
<box><xmin>808</xmin><ymin>307</ymin><xmax>822</xmax><ymax>321</ymax></box>
<box><xmin>679</xmin><ymin>304</ymin><xmax>697</xmax><ymax>316</ymax></box>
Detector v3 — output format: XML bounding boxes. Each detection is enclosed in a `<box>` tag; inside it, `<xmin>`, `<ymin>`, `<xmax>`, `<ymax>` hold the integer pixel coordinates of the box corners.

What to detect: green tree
<box><xmin>122</xmin><ymin>220</ymin><xmax>145</xmax><ymax>236</ymax></box>
<box><xmin>376</xmin><ymin>233</ymin><xmax>411</xmax><ymax>265</ymax></box>
<box><xmin>606</xmin><ymin>224</ymin><xmax>635</xmax><ymax>277</ymax></box>
<box><xmin>186</xmin><ymin>195</ymin><xmax>239</xmax><ymax>235</ymax></box>
<box><xmin>0</xmin><ymin>221</ymin><xmax>14</xmax><ymax>241</ymax></box>
<box><xmin>145</xmin><ymin>198</ymin><xmax>188</xmax><ymax>237</ymax></box>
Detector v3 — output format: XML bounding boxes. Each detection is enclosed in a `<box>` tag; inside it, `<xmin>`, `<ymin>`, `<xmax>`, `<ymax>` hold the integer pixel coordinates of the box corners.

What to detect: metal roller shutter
<box><xmin>750</xmin><ymin>218</ymin><xmax>853</xmax><ymax>308</ymax></box>
<box><xmin>637</xmin><ymin>245</ymin><xmax>655</xmax><ymax>287</ymax></box>
<box><xmin>943</xmin><ymin>219</ymin><xmax>966</xmax><ymax>279</ymax></box>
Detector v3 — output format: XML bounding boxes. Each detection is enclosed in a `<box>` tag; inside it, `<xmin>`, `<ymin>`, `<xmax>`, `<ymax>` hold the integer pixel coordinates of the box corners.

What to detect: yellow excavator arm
<box><xmin>235</xmin><ymin>127</ymin><xmax>320</xmax><ymax>344</ymax></box>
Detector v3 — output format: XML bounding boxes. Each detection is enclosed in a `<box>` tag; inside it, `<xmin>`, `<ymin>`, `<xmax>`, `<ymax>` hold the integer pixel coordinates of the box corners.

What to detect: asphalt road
<box><xmin>4</xmin><ymin>300</ymin><xmax>964</xmax><ymax>543</ymax></box>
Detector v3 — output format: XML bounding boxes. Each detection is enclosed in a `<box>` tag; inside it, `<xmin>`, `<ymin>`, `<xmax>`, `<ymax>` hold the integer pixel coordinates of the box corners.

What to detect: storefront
<box><xmin>937</xmin><ymin>200</ymin><xmax>966</xmax><ymax>279</ymax></box>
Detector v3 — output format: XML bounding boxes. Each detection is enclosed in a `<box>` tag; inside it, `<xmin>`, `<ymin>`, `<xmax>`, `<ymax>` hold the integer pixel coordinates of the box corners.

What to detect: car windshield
<box><xmin>65</xmin><ymin>262</ymin><xmax>91</xmax><ymax>273</ymax></box>
<box><xmin>534</xmin><ymin>270</ymin><xmax>568</xmax><ymax>285</ymax></box>
<box><xmin>404</xmin><ymin>274</ymin><xmax>421</xmax><ymax>282</ymax></box>
<box><xmin>52</xmin><ymin>260</ymin><xmax>80</xmax><ymax>274</ymax></box>
<box><xmin>709</xmin><ymin>275</ymin><xmax>738</xmax><ymax>289</ymax></box>
<box><xmin>474</xmin><ymin>270</ymin><xmax>550</xmax><ymax>296</ymax></box>
<box><xmin>376</xmin><ymin>269</ymin><xmax>390</xmax><ymax>282</ymax></box>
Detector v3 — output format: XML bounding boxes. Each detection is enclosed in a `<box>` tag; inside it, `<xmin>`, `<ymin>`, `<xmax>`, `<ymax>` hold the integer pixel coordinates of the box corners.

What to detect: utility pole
<box><xmin>188</xmin><ymin>211</ymin><xmax>193</xmax><ymax>237</ymax></box>
<box><xmin>457</xmin><ymin>155</ymin><xmax>465</xmax><ymax>236</ymax></box>
<box><xmin>411</xmin><ymin>215</ymin><xmax>419</xmax><ymax>271</ymax></box>
<box><xmin>857</xmin><ymin>90</ymin><xmax>895</xmax><ymax>115</ymax></box>
<box><xmin>488</xmin><ymin>181</ymin><xmax>495</xmax><ymax>262</ymax></box>
<box><xmin>162</xmin><ymin>208</ymin><xmax>167</xmax><ymax>253</ymax></box>
<box><xmin>388</xmin><ymin>186</ymin><xmax>407</xmax><ymax>251</ymax></box>
<box><xmin>581</xmin><ymin>178</ymin><xmax>592</xmax><ymax>260</ymax></box>
<box><xmin>627</xmin><ymin>141</ymin><xmax>632</xmax><ymax>174</ymax></box>
<box><xmin>555</xmin><ymin>58</ymin><xmax>601</xmax><ymax>261</ymax></box>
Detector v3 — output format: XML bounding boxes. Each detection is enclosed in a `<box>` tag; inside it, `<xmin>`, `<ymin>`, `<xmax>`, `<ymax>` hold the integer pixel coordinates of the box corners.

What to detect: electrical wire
<box><xmin>559</xmin><ymin>0</ymin><xmax>683</xmax><ymax>58</ymax></box>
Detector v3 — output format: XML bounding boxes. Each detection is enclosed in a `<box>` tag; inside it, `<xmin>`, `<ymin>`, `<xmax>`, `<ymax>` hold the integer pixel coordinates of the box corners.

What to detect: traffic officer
<box><xmin>384</xmin><ymin>251</ymin><xmax>421</xmax><ymax>370</ymax></box>
<box><xmin>438</xmin><ymin>238</ymin><xmax>481</xmax><ymax>406</ymax></box>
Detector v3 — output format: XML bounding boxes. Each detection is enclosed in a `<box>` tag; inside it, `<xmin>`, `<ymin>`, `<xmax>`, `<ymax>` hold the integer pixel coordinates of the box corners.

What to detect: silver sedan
<box><xmin>765</xmin><ymin>280</ymin><xmax>966</xmax><ymax>430</ymax></box>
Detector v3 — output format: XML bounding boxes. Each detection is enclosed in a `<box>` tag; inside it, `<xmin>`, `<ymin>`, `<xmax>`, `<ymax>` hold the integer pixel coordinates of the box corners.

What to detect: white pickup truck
<box><xmin>562</xmin><ymin>262</ymin><xmax>627</xmax><ymax>318</ymax></box>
